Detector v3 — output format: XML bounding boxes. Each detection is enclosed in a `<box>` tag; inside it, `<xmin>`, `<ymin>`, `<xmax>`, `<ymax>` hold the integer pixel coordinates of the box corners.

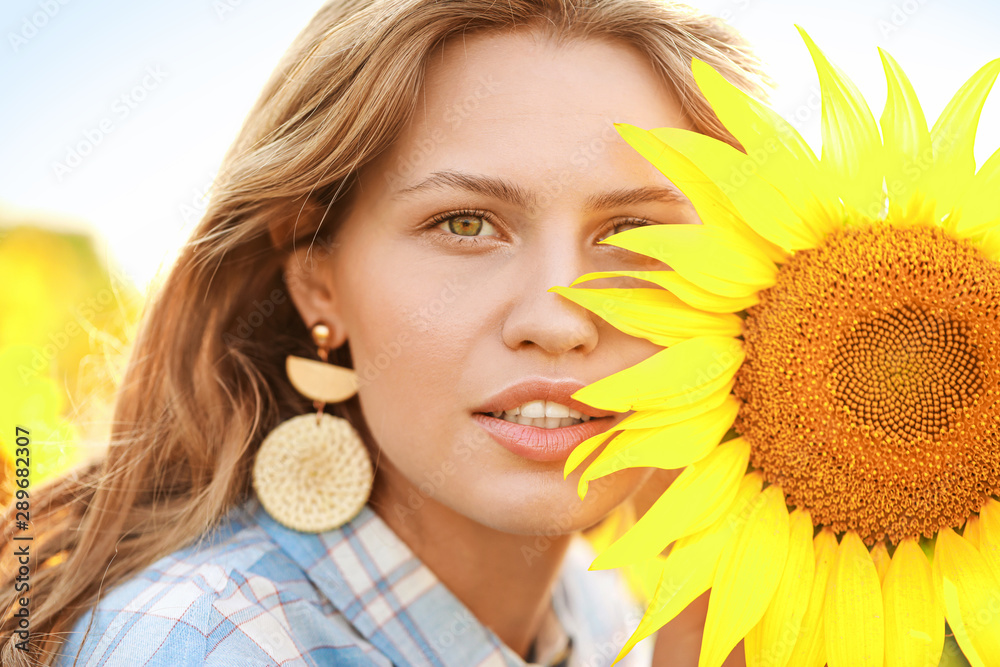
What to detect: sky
<box><xmin>2</xmin><ymin>0</ymin><xmax>999</xmax><ymax>291</ymax></box>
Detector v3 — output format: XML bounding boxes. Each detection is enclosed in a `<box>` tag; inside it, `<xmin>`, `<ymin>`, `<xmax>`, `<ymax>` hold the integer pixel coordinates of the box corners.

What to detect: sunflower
<box><xmin>552</xmin><ymin>28</ymin><xmax>1000</xmax><ymax>667</ymax></box>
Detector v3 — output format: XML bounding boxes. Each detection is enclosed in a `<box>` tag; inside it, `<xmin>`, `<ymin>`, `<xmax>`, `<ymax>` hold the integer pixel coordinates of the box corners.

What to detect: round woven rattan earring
<box><xmin>252</xmin><ymin>322</ymin><xmax>372</xmax><ymax>532</ymax></box>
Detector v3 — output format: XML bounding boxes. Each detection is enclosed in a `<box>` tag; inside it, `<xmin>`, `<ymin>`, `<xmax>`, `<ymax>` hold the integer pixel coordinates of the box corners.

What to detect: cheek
<box><xmin>351</xmin><ymin>308</ymin><xmax>452</xmax><ymax>417</ymax></box>
<box><xmin>338</xmin><ymin>254</ymin><xmax>483</xmax><ymax>463</ymax></box>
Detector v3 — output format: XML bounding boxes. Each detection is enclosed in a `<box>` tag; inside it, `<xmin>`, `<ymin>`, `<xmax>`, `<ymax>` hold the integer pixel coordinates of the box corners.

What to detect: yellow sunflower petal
<box><xmin>964</xmin><ymin>514</ymin><xmax>983</xmax><ymax>549</ymax></box>
<box><xmin>798</xmin><ymin>27</ymin><xmax>884</xmax><ymax>218</ymax></box>
<box><xmin>548</xmin><ymin>285</ymin><xmax>742</xmax><ymax>346</ymax></box>
<box><xmin>572</xmin><ymin>335</ymin><xmax>744</xmax><ymax>412</ymax></box>
<box><xmin>634</xmin><ymin>366</ymin><xmax>738</xmax><ymax>414</ymax></box>
<box><xmin>599</xmin><ymin>224</ymin><xmax>778</xmax><ymax>298</ymax></box>
<box><xmin>824</xmin><ymin>531</ymin><xmax>885</xmax><ymax>666</ymax></box>
<box><xmin>614</xmin><ymin>380</ymin><xmax>733</xmax><ymax>429</ymax></box>
<box><xmin>787</xmin><ymin>528</ymin><xmax>838</xmax><ymax>667</ymax></box>
<box><xmin>612</xmin><ymin>120</ymin><xmax>738</xmax><ymax>219</ymax></box>
<box><xmin>569</xmin><ymin>270</ymin><xmax>759</xmax><ymax>314</ymax></box>
<box><xmin>954</xmin><ymin>146</ymin><xmax>1000</xmax><ymax>237</ymax></box>
<box><xmin>651</xmin><ymin>127</ymin><xmax>822</xmax><ymax>252</ymax></box>
<box><xmin>611</xmin><ymin>473</ymin><xmax>764</xmax><ymax>663</ymax></box>
<box><xmin>612</xmin><ymin>556</ymin><xmax>690</xmax><ymax>665</ymax></box>
<box><xmin>564</xmin><ymin>429</ymin><xmax>619</xmax><ymax>477</ymax></box>
<box><xmin>700</xmin><ymin>484</ymin><xmax>791</xmax><ymax>667</ymax></box>
<box><xmin>982</xmin><ymin>226</ymin><xmax>1000</xmax><ymax>260</ymax></box>
<box><xmin>744</xmin><ymin>508</ymin><xmax>815</xmax><ymax>667</ymax></box>
<box><xmin>612</xmin><ymin>122</ymin><xmax>787</xmax><ymax>264</ymax></box>
<box><xmin>883</xmin><ymin>538</ymin><xmax>944</xmax><ymax>667</ymax></box>
<box><xmin>924</xmin><ymin>58</ymin><xmax>1000</xmax><ymax>218</ymax></box>
<box><xmin>878</xmin><ymin>48</ymin><xmax>932</xmax><ymax>208</ymax></box>
<box><xmin>932</xmin><ymin>528</ymin><xmax>1000</xmax><ymax>666</ymax></box>
<box><xmin>590</xmin><ymin>438</ymin><xmax>750</xmax><ymax>570</ymax></box>
<box><xmin>578</xmin><ymin>396</ymin><xmax>739</xmax><ymax>487</ymax></box>
<box><xmin>978</xmin><ymin>498</ymin><xmax>1000</xmax><ymax>581</ymax></box>
<box><xmin>691</xmin><ymin>58</ymin><xmax>831</xmax><ymax>220</ymax></box>
<box><xmin>871</xmin><ymin>541</ymin><xmax>891</xmax><ymax>584</ymax></box>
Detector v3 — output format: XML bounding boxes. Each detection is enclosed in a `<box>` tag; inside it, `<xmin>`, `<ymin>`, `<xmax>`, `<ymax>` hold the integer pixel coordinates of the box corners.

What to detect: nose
<box><xmin>500</xmin><ymin>241</ymin><xmax>600</xmax><ymax>356</ymax></box>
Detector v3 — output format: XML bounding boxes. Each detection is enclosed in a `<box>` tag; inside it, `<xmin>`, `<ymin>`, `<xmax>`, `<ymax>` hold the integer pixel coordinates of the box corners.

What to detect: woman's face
<box><xmin>289</xmin><ymin>30</ymin><xmax>700</xmax><ymax>535</ymax></box>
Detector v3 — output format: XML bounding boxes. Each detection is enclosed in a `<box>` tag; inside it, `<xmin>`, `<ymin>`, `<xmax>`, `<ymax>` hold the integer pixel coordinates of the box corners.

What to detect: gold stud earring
<box><xmin>252</xmin><ymin>321</ymin><xmax>373</xmax><ymax>532</ymax></box>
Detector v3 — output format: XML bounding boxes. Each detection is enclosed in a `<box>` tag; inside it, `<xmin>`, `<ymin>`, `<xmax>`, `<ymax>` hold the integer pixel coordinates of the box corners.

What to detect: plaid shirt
<box><xmin>55</xmin><ymin>499</ymin><xmax>653</xmax><ymax>666</ymax></box>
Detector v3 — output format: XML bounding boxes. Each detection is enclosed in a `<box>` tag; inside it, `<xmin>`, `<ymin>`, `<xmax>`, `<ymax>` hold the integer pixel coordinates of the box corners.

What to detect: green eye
<box><xmin>432</xmin><ymin>210</ymin><xmax>498</xmax><ymax>238</ymax></box>
<box><xmin>448</xmin><ymin>216</ymin><xmax>484</xmax><ymax>236</ymax></box>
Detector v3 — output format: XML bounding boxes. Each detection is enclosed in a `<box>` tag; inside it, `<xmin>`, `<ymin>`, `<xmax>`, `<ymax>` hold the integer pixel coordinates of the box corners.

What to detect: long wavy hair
<box><xmin>0</xmin><ymin>0</ymin><xmax>766</xmax><ymax>663</ymax></box>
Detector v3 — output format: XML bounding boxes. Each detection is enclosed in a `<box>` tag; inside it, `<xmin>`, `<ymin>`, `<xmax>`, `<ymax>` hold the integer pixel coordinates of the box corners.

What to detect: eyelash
<box><xmin>427</xmin><ymin>209</ymin><xmax>655</xmax><ymax>244</ymax></box>
<box><xmin>601</xmin><ymin>217</ymin><xmax>654</xmax><ymax>240</ymax></box>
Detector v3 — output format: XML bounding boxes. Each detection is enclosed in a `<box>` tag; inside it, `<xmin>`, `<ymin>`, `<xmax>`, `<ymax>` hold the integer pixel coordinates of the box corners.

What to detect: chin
<box><xmin>458</xmin><ymin>465</ymin><xmax>652</xmax><ymax>536</ymax></box>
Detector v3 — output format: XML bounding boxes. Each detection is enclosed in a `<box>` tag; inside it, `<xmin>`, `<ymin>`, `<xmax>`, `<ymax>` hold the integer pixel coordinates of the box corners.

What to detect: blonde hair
<box><xmin>1</xmin><ymin>0</ymin><xmax>765</xmax><ymax>663</ymax></box>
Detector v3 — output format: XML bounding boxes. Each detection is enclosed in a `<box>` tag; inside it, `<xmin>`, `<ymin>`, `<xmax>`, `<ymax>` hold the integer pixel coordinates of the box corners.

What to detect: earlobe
<box><xmin>283</xmin><ymin>246</ymin><xmax>349</xmax><ymax>348</ymax></box>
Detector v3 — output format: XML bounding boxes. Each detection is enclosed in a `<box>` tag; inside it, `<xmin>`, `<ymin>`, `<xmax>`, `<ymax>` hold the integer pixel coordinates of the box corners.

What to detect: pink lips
<box><xmin>472</xmin><ymin>377</ymin><xmax>623</xmax><ymax>462</ymax></box>
<box><xmin>472</xmin><ymin>412</ymin><xmax>618</xmax><ymax>462</ymax></box>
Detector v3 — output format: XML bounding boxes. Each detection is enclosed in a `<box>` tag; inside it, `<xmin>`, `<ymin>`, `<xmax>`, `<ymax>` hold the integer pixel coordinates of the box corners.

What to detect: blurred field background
<box><xmin>1</xmin><ymin>2</ymin><xmax>997</xmax><ymax>661</ymax></box>
<box><xmin>0</xmin><ymin>214</ymin><xmax>143</xmax><ymax>498</ymax></box>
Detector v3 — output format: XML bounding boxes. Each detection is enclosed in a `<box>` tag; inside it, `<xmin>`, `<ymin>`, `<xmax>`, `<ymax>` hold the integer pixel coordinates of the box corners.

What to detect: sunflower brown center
<box><xmin>734</xmin><ymin>224</ymin><xmax>1000</xmax><ymax>545</ymax></box>
<box><xmin>830</xmin><ymin>306</ymin><xmax>983</xmax><ymax>440</ymax></box>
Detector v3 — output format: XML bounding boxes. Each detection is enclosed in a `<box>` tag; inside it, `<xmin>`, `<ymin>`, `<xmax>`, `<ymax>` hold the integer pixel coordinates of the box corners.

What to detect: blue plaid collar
<box><xmin>253</xmin><ymin>500</ymin><xmax>571</xmax><ymax>667</ymax></box>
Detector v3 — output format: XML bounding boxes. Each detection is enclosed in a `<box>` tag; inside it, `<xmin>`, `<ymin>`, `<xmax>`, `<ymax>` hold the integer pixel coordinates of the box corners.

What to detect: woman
<box><xmin>0</xmin><ymin>0</ymin><xmax>765</xmax><ymax>664</ymax></box>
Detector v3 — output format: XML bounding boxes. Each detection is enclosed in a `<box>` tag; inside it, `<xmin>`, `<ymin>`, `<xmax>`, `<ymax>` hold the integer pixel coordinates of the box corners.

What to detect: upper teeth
<box><xmin>489</xmin><ymin>400</ymin><xmax>592</xmax><ymax>427</ymax></box>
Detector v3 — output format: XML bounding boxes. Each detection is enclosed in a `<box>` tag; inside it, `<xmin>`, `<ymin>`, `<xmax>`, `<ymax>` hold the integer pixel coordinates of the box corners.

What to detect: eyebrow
<box><xmin>394</xmin><ymin>169</ymin><xmax>689</xmax><ymax>211</ymax></box>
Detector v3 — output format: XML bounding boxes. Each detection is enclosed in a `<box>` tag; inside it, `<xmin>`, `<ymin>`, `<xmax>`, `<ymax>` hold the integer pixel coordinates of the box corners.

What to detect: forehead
<box><xmin>358</xmin><ymin>29</ymin><xmax>692</xmax><ymax>201</ymax></box>
<box><xmin>422</xmin><ymin>29</ymin><xmax>684</xmax><ymax>143</ymax></box>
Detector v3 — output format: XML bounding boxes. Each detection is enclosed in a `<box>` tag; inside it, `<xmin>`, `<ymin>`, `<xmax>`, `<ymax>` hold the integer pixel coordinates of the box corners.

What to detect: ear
<box><xmin>283</xmin><ymin>244</ymin><xmax>349</xmax><ymax>348</ymax></box>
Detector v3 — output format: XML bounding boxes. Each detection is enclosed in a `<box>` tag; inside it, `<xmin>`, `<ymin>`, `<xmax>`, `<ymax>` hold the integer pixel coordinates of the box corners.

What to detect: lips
<box><xmin>473</xmin><ymin>412</ymin><xmax>619</xmax><ymax>462</ymax></box>
<box><xmin>473</xmin><ymin>377</ymin><xmax>625</xmax><ymax>462</ymax></box>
